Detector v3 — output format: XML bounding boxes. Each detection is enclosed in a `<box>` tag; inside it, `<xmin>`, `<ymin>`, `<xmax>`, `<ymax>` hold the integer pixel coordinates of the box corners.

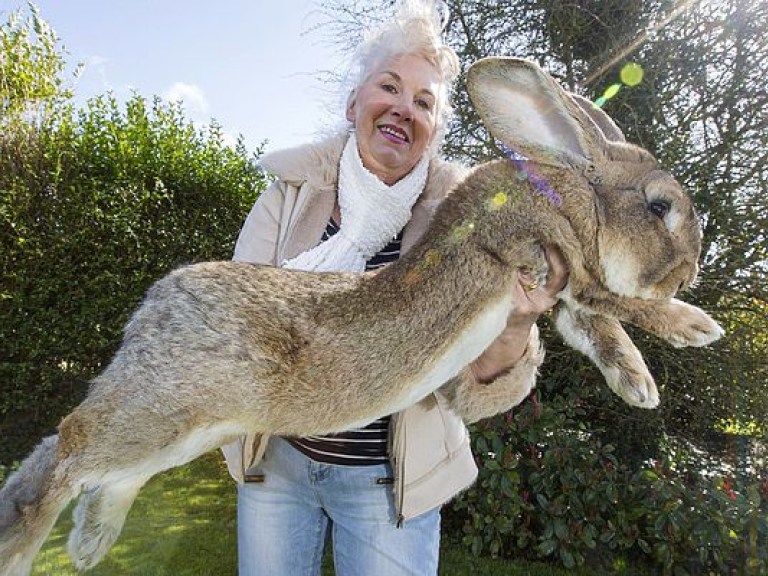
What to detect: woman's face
<box><xmin>346</xmin><ymin>53</ymin><xmax>441</xmax><ymax>185</ymax></box>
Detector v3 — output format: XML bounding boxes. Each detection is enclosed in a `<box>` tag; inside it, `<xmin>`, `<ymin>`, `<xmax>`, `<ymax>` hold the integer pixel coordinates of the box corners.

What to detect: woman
<box><xmin>222</xmin><ymin>2</ymin><xmax>568</xmax><ymax>574</ymax></box>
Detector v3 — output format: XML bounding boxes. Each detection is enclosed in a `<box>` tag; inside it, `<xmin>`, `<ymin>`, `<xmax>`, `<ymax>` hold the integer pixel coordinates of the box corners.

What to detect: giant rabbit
<box><xmin>0</xmin><ymin>57</ymin><xmax>723</xmax><ymax>575</ymax></box>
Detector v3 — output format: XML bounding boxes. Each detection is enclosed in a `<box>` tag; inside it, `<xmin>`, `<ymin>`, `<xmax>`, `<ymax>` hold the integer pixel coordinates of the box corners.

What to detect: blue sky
<box><xmin>8</xmin><ymin>0</ymin><xmax>348</xmax><ymax>153</ymax></box>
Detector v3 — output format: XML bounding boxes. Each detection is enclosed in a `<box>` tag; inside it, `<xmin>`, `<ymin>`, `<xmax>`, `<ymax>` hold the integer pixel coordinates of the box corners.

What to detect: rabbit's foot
<box><xmin>68</xmin><ymin>478</ymin><xmax>145</xmax><ymax>570</ymax></box>
<box><xmin>600</xmin><ymin>354</ymin><xmax>659</xmax><ymax>408</ymax></box>
<box><xmin>555</xmin><ymin>306</ymin><xmax>659</xmax><ymax>408</ymax></box>
<box><xmin>517</xmin><ymin>243</ymin><xmax>548</xmax><ymax>290</ymax></box>
<box><xmin>661</xmin><ymin>299</ymin><xmax>725</xmax><ymax>348</ymax></box>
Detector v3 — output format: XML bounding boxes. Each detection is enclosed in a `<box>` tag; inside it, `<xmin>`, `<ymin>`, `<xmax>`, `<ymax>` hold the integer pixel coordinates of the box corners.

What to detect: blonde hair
<box><xmin>348</xmin><ymin>0</ymin><xmax>460</xmax><ymax>149</ymax></box>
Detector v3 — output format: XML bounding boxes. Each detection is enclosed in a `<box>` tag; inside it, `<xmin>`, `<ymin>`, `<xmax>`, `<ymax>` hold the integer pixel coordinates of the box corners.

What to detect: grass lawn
<box><xmin>32</xmin><ymin>453</ymin><xmax>238</xmax><ymax>575</ymax></box>
<box><xmin>30</xmin><ymin>452</ymin><xmax>586</xmax><ymax>575</ymax></box>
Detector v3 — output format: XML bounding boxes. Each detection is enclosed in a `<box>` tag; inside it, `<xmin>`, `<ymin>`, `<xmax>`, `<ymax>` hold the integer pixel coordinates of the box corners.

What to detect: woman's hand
<box><xmin>470</xmin><ymin>245</ymin><xmax>569</xmax><ymax>383</ymax></box>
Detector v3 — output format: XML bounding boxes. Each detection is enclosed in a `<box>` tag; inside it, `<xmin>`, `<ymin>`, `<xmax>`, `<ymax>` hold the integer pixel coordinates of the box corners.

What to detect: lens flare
<box><xmin>620</xmin><ymin>62</ymin><xmax>644</xmax><ymax>86</ymax></box>
<box><xmin>490</xmin><ymin>191</ymin><xmax>508</xmax><ymax>209</ymax></box>
<box><xmin>451</xmin><ymin>221</ymin><xmax>475</xmax><ymax>243</ymax></box>
<box><xmin>424</xmin><ymin>248</ymin><xmax>442</xmax><ymax>266</ymax></box>
<box><xmin>605</xmin><ymin>83</ymin><xmax>622</xmax><ymax>99</ymax></box>
<box><xmin>595</xmin><ymin>63</ymin><xmax>645</xmax><ymax>108</ymax></box>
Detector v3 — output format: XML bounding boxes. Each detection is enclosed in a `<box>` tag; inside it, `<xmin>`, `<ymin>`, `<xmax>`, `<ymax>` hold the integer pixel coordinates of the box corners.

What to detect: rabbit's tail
<box><xmin>0</xmin><ymin>435</ymin><xmax>74</xmax><ymax>576</ymax></box>
<box><xmin>66</xmin><ymin>474</ymin><xmax>148</xmax><ymax>570</ymax></box>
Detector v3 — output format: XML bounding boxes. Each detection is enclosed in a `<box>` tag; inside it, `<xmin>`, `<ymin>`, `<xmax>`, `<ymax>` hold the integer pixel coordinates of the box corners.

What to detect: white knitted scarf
<box><xmin>284</xmin><ymin>133</ymin><xmax>429</xmax><ymax>272</ymax></box>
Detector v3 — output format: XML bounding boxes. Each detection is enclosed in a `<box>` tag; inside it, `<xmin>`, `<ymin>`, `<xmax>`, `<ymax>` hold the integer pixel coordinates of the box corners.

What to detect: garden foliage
<box><xmin>320</xmin><ymin>0</ymin><xmax>768</xmax><ymax>572</ymax></box>
<box><xmin>444</xmin><ymin>356</ymin><xmax>768</xmax><ymax>574</ymax></box>
<box><xmin>3</xmin><ymin>1</ymin><xmax>767</xmax><ymax>573</ymax></box>
<box><xmin>0</xmin><ymin>4</ymin><xmax>266</xmax><ymax>463</ymax></box>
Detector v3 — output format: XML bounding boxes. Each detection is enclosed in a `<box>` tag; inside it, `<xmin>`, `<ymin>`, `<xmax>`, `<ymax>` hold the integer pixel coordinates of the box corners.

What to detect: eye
<box><xmin>381</xmin><ymin>83</ymin><xmax>398</xmax><ymax>94</ymax></box>
<box><xmin>416</xmin><ymin>98</ymin><xmax>433</xmax><ymax>111</ymax></box>
<box><xmin>649</xmin><ymin>200</ymin><xmax>671</xmax><ymax>219</ymax></box>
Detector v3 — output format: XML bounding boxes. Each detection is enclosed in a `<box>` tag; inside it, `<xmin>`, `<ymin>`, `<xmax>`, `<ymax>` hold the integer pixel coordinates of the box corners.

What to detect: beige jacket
<box><xmin>221</xmin><ymin>132</ymin><xmax>544</xmax><ymax>521</ymax></box>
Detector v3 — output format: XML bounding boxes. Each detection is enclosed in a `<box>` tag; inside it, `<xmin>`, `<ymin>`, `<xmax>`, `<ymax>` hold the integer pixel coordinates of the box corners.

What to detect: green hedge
<box><xmin>0</xmin><ymin>93</ymin><xmax>266</xmax><ymax>463</ymax></box>
<box><xmin>446</xmin><ymin>385</ymin><xmax>768</xmax><ymax>574</ymax></box>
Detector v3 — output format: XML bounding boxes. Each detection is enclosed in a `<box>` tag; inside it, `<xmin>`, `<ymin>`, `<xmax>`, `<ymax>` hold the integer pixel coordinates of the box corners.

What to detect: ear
<box><xmin>345</xmin><ymin>90</ymin><xmax>357</xmax><ymax>123</ymax></box>
<box><xmin>570</xmin><ymin>94</ymin><xmax>626</xmax><ymax>143</ymax></box>
<box><xmin>466</xmin><ymin>57</ymin><xmax>607</xmax><ymax>168</ymax></box>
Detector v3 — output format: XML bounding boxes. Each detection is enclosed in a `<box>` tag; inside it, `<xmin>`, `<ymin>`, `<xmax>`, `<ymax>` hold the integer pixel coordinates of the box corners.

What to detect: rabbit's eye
<box><xmin>649</xmin><ymin>200</ymin><xmax>670</xmax><ymax>219</ymax></box>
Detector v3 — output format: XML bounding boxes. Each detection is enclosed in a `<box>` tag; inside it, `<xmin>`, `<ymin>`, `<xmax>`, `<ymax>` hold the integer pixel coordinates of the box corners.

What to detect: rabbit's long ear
<box><xmin>467</xmin><ymin>57</ymin><xmax>606</xmax><ymax>168</ymax></box>
<box><xmin>570</xmin><ymin>94</ymin><xmax>626</xmax><ymax>143</ymax></box>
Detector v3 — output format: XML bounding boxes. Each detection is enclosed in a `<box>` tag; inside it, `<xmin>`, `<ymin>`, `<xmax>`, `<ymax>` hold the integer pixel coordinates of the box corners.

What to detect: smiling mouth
<box><xmin>378</xmin><ymin>124</ymin><xmax>409</xmax><ymax>144</ymax></box>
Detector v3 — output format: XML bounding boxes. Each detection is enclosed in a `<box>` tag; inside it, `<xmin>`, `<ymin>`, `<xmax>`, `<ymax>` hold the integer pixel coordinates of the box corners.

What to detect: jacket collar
<box><xmin>259</xmin><ymin>132</ymin><xmax>465</xmax><ymax>201</ymax></box>
<box><xmin>259</xmin><ymin>132</ymin><xmax>347</xmax><ymax>194</ymax></box>
<box><xmin>259</xmin><ymin>132</ymin><xmax>469</xmax><ymax>255</ymax></box>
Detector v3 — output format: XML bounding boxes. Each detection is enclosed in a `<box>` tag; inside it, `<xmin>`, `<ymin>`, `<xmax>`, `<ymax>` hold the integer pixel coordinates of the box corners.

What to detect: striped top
<box><xmin>286</xmin><ymin>217</ymin><xmax>402</xmax><ymax>465</ymax></box>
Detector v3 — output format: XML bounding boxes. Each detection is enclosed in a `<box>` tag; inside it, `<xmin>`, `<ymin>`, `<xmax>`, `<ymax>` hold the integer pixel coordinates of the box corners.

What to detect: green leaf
<box><xmin>637</xmin><ymin>539</ymin><xmax>651</xmax><ymax>554</ymax></box>
<box><xmin>537</xmin><ymin>538</ymin><xmax>557</xmax><ymax>556</ymax></box>
<box><xmin>560</xmin><ymin>548</ymin><xmax>576</xmax><ymax>568</ymax></box>
<box><xmin>554</xmin><ymin>518</ymin><xmax>568</xmax><ymax>540</ymax></box>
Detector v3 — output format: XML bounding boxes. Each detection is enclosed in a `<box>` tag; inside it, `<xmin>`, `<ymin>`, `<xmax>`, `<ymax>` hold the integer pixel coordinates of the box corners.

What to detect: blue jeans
<box><xmin>237</xmin><ymin>436</ymin><xmax>441</xmax><ymax>576</ymax></box>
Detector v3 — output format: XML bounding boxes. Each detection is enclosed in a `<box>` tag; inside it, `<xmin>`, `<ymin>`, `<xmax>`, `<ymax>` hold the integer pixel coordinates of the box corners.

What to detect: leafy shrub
<box><xmin>0</xmin><ymin>5</ymin><xmax>267</xmax><ymax>463</ymax></box>
<box><xmin>449</xmin><ymin>387</ymin><xmax>623</xmax><ymax>571</ymax></box>
<box><xmin>0</xmin><ymin>94</ymin><xmax>266</xmax><ymax>463</ymax></box>
<box><xmin>621</xmin><ymin>463</ymin><xmax>768</xmax><ymax>574</ymax></box>
<box><xmin>0</xmin><ymin>2</ymin><xmax>71</xmax><ymax>124</ymax></box>
<box><xmin>447</xmin><ymin>391</ymin><xmax>768</xmax><ymax>574</ymax></box>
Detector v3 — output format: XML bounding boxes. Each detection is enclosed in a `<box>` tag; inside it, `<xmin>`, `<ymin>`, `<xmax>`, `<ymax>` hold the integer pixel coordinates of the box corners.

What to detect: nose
<box><xmin>391</xmin><ymin>97</ymin><xmax>414</xmax><ymax>122</ymax></box>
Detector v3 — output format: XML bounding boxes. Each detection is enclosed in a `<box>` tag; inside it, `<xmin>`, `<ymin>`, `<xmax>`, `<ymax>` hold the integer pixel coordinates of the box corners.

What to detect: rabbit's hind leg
<box><xmin>0</xmin><ymin>436</ymin><xmax>74</xmax><ymax>576</ymax></box>
<box><xmin>67</xmin><ymin>475</ymin><xmax>148</xmax><ymax>570</ymax></box>
<box><xmin>66</xmin><ymin>419</ymin><xmax>245</xmax><ymax>569</ymax></box>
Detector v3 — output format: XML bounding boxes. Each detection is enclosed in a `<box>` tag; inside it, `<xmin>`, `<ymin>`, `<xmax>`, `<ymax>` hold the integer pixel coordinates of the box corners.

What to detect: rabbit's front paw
<box><xmin>664</xmin><ymin>299</ymin><xmax>725</xmax><ymax>348</ymax></box>
<box><xmin>603</xmin><ymin>361</ymin><xmax>660</xmax><ymax>409</ymax></box>
<box><xmin>555</xmin><ymin>306</ymin><xmax>660</xmax><ymax>408</ymax></box>
<box><xmin>517</xmin><ymin>243</ymin><xmax>548</xmax><ymax>288</ymax></box>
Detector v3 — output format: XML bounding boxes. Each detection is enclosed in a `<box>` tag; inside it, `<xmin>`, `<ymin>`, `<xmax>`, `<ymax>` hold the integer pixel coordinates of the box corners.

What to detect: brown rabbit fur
<box><xmin>0</xmin><ymin>57</ymin><xmax>723</xmax><ymax>575</ymax></box>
